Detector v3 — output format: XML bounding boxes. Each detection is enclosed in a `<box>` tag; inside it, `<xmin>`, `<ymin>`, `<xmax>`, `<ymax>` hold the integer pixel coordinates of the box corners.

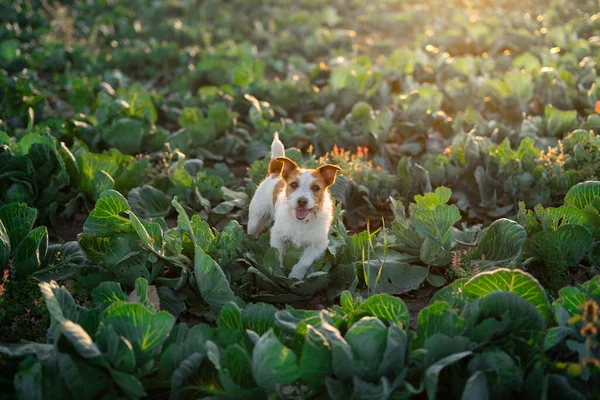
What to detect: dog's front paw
<box><xmin>288</xmin><ymin>267</ymin><xmax>307</xmax><ymax>280</ymax></box>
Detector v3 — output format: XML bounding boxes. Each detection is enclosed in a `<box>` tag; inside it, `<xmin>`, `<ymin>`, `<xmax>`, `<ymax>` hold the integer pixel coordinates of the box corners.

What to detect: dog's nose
<box><xmin>297</xmin><ymin>197</ymin><xmax>308</xmax><ymax>208</ymax></box>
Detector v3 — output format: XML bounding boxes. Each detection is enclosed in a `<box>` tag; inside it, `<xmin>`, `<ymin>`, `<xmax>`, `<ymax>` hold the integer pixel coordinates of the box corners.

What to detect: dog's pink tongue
<box><xmin>295</xmin><ymin>208</ymin><xmax>309</xmax><ymax>220</ymax></box>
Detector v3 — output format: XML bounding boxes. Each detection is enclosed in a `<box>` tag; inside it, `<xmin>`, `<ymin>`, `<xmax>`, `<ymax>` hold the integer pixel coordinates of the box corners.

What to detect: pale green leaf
<box><xmin>463</xmin><ymin>268</ymin><xmax>552</xmax><ymax>322</ymax></box>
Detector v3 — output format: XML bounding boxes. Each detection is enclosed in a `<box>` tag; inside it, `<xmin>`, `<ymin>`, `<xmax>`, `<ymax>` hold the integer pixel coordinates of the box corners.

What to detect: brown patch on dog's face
<box><xmin>307</xmin><ymin>171</ymin><xmax>327</xmax><ymax>207</ymax></box>
<box><xmin>273</xmin><ymin>157</ymin><xmax>302</xmax><ymax>201</ymax></box>
<box><xmin>284</xmin><ymin>171</ymin><xmax>301</xmax><ymax>199</ymax></box>
<box><xmin>306</xmin><ymin>165</ymin><xmax>341</xmax><ymax>207</ymax></box>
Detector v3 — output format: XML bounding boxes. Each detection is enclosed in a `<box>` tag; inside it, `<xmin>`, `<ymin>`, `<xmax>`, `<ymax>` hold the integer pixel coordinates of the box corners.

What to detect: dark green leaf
<box><xmin>92</xmin><ymin>281</ymin><xmax>128</xmax><ymax>305</ymax></box>
<box><xmin>415</xmin><ymin>302</ymin><xmax>464</xmax><ymax>348</ymax></box>
<box><xmin>103</xmin><ymin>118</ymin><xmax>146</xmax><ymax>154</ymax></box>
<box><xmin>461</xmin><ymin>371</ymin><xmax>488</xmax><ymax>400</ymax></box>
<box><xmin>299</xmin><ymin>325</ymin><xmax>332</xmax><ymax>389</ymax></box>
<box><xmin>345</xmin><ymin>317</ymin><xmax>388</xmax><ymax>381</ymax></box>
<box><xmin>429</xmin><ymin>278</ymin><xmax>468</xmax><ymax>308</ymax></box>
<box><xmin>424</xmin><ymin>351</ymin><xmax>472</xmax><ymax>400</ymax></box>
<box><xmin>554</xmin><ymin>286</ymin><xmax>586</xmax><ymax>316</ymax></box>
<box><xmin>565</xmin><ymin>182</ymin><xmax>600</xmax><ymax>229</ymax></box>
<box><xmin>14</xmin><ymin>359</ymin><xmax>43</xmax><ymax>400</ymax></box>
<box><xmin>0</xmin><ymin>202</ymin><xmax>37</xmax><ymax>248</ymax></box>
<box><xmin>170</xmin><ymin>352</ymin><xmax>204</xmax><ymax>398</ymax></box>
<box><xmin>194</xmin><ymin>245</ymin><xmax>239</xmax><ymax>309</ymax></box>
<box><xmin>128</xmin><ymin>185</ymin><xmax>171</xmax><ymax>219</ymax></box>
<box><xmin>12</xmin><ymin>226</ymin><xmax>48</xmax><ymax>279</ymax></box>
<box><xmin>524</xmin><ymin>224</ymin><xmax>593</xmax><ymax>269</ymax></box>
<box><xmin>157</xmin><ymin>287</ymin><xmax>186</xmax><ymax>319</ymax></box>
<box><xmin>462</xmin><ymin>291</ymin><xmax>546</xmax><ymax>337</ymax></box>
<box><xmin>242</xmin><ymin>303</ymin><xmax>278</xmax><ymax>335</ymax></box>
<box><xmin>77</xmin><ymin>233</ymin><xmax>111</xmax><ymax>262</ymax></box>
<box><xmin>109</xmin><ymin>369</ymin><xmax>147</xmax><ymax>398</ymax></box>
<box><xmin>378</xmin><ymin>324</ymin><xmax>408</xmax><ymax>376</ymax></box>
<box><xmin>471</xmin><ymin>219</ymin><xmax>526</xmax><ymax>264</ymax></box>
<box><xmin>252</xmin><ymin>329</ymin><xmax>299</xmax><ymax>391</ymax></box>
<box><xmin>101</xmin><ymin>301</ymin><xmax>175</xmax><ymax>363</ymax></box>
<box><xmin>318</xmin><ymin>311</ymin><xmax>354</xmax><ymax>381</ymax></box>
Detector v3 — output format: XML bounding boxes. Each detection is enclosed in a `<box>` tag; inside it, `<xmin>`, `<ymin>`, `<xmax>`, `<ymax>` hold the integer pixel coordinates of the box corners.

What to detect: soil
<box><xmin>228</xmin><ymin>161</ymin><xmax>250</xmax><ymax>185</ymax></box>
<box><xmin>400</xmin><ymin>290</ymin><xmax>437</xmax><ymax>329</ymax></box>
<box><xmin>49</xmin><ymin>212</ymin><xmax>88</xmax><ymax>242</ymax></box>
<box><xmin>178</xmin><ymin>285</ymin><xmax>439</xmax><ymax>331</ymax></box>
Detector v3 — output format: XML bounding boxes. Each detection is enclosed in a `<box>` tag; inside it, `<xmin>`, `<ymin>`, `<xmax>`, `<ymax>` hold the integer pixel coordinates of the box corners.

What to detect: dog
<box><xmin>247</xmin><ymin>132</ymin><xmax>342</xmax><ymax>279</ymax></box>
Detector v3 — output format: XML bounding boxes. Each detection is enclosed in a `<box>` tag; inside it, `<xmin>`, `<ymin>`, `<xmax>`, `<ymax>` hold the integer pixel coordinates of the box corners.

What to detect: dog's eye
<box><xmin>290</xmin><ymin>182</ymin><xmax>298</xmax><ymax>189</ymax></box>
<box><xmin>311</xmin><ymin>186</ymin><xmax>320</xmax><ymax>192</ymax></box>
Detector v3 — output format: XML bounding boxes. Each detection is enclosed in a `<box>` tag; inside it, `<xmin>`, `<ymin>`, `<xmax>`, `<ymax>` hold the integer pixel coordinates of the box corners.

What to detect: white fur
<box><xmin>247</xmin><ymin>133</ymin><xmax>334</xmax><ymax>279</ymax></box>
<box><xmin>285</xmin><ymin>171</ymin><xmax>318</xmax><ymax>210</ymax></box>
<box><xmin>247</xmin><ymin>174</ymin><xmax>280</xmax><ymax>236</ymax></box>
<box><xmin>271</xmin><ymin>186</ymin><xmax>333</xmax><ymax>279</ymax></box>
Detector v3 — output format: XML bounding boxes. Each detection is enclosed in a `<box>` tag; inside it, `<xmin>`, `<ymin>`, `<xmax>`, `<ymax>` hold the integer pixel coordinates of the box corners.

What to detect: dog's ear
<box><xmin>317</xmin><ymin>164</ymin><xmax>342</xmax><ymax>187</ymax></box>
<box><xmin>274</xmin><ymin>157</ymin><xmax>299</xmax><ymax>180</ymax></box>
<box><xmin>268</xmin><ymin>158</ymin><xmax>284</xmax><ymax>175</ymax></box>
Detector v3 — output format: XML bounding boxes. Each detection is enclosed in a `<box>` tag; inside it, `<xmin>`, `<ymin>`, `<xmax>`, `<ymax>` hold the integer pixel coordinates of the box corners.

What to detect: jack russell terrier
<box><xmin>247</xmin><ymin>133</ymin><xmax>342</xmax><ymax>279</ymax></box>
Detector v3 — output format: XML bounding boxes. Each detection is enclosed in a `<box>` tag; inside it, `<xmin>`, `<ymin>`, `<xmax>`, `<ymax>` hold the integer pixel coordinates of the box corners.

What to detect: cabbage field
<box><xmin>2</xmin><ymin>0</ymin><xmax>600</xmax><ymax>398</ymax></box>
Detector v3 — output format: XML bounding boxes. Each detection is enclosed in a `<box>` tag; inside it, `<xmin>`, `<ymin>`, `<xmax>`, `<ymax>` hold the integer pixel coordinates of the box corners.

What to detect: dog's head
<box><xmin>272</xmin><ymin>157</ymin><xmax>342</xmax><ymax>221</ymax></box>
